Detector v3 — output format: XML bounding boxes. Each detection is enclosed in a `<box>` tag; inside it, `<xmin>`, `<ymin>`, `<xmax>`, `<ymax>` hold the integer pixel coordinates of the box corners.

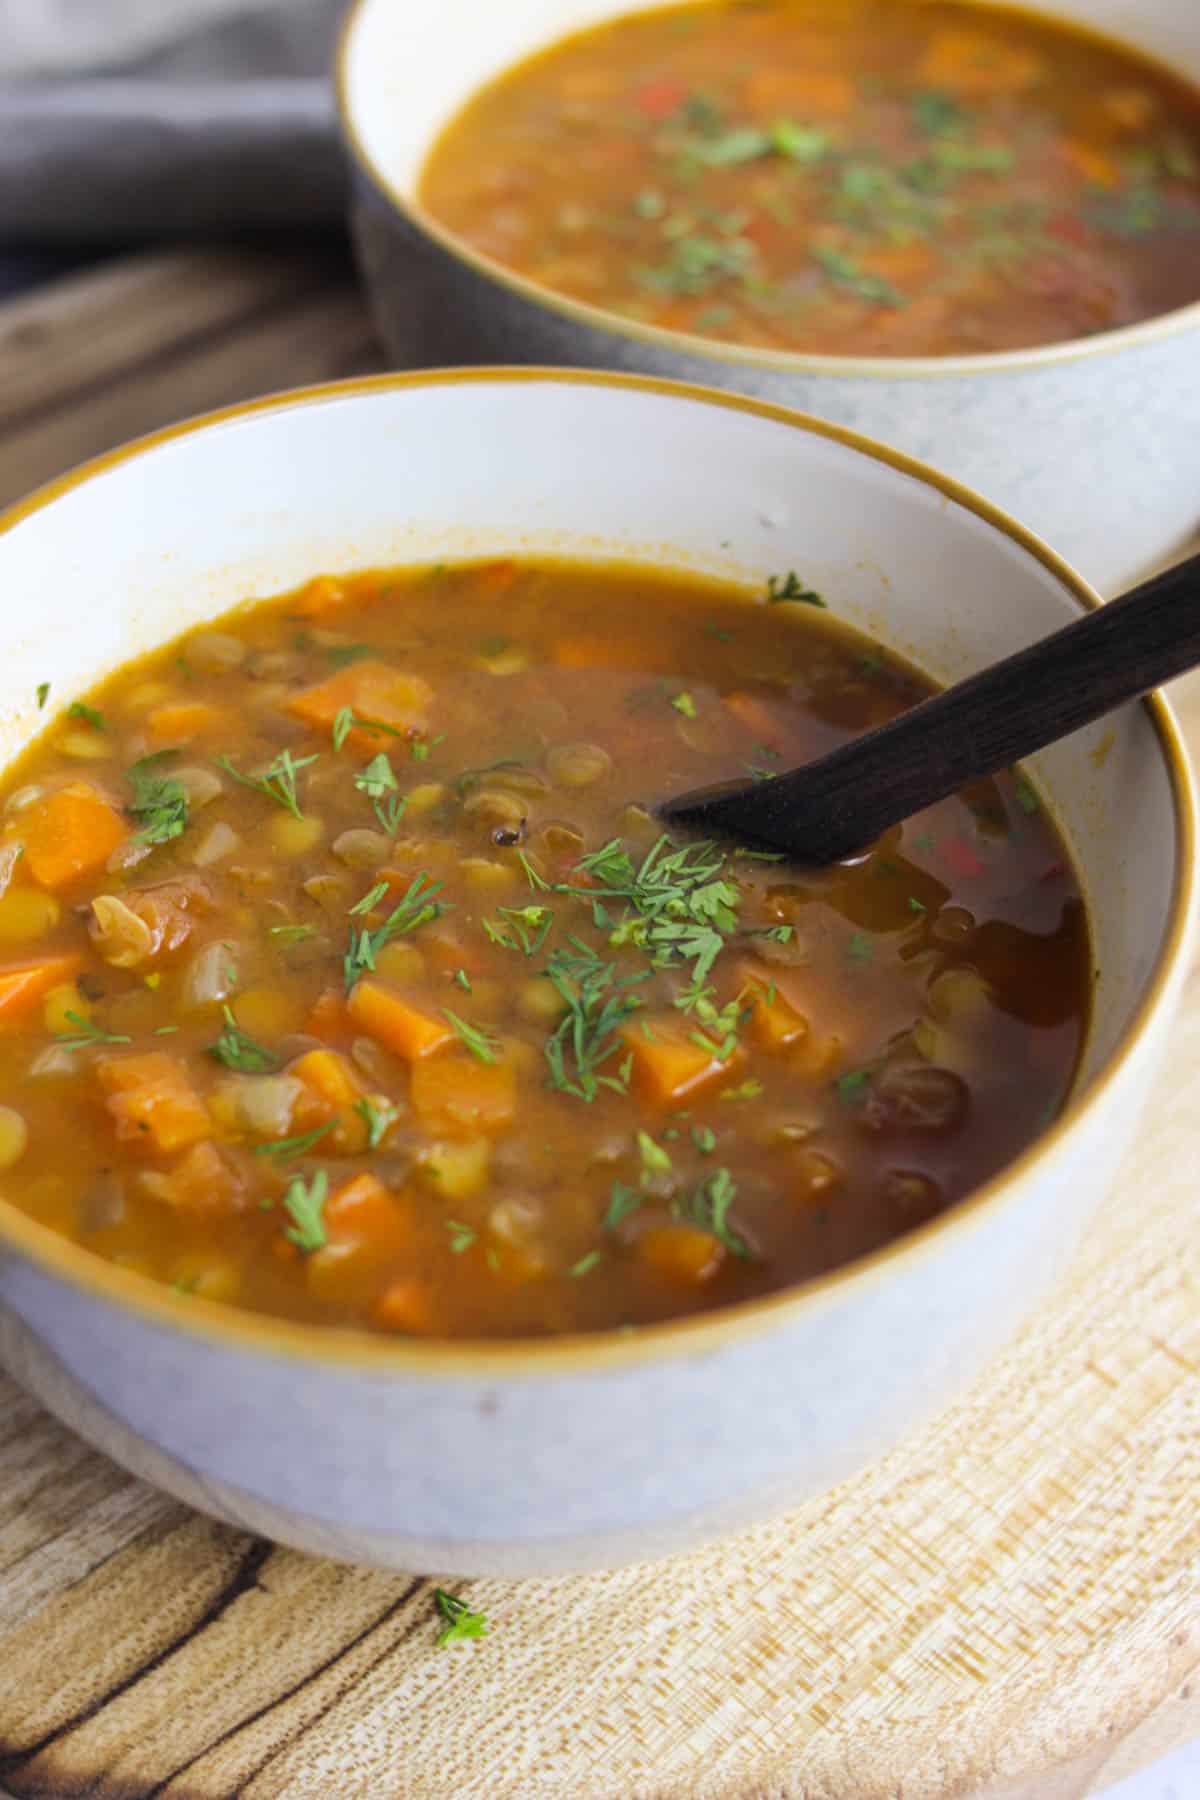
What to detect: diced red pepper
<box><xmin>634</xmin><ymin>77</ymin><xmax>688</xmax><ymax>120</ymax></box>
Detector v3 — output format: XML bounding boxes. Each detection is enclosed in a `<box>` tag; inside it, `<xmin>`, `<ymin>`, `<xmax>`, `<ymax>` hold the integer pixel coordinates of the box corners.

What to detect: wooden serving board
<box><xmin>0</xmin><ymin>245</ymin><xmax>1198</xmax><ymax>1800</ymax></box>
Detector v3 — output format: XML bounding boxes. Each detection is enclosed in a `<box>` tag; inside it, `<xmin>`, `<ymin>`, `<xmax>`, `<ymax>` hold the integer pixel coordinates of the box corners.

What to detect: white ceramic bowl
<box><xmin>0</xmin><ymin>371</ymin><xmax>1192</xmax><ymax>1576</ymax></box>
<box><xmin>338</xmin><ymin>0</ymin><xmax>1200</xmax><ymax>591</ymax></box>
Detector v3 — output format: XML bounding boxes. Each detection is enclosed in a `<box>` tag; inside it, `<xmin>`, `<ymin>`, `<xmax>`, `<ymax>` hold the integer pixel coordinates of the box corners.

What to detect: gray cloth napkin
<box><xmin>0</xmin><ymin>0</ymin><xmax>347</xmax><ymax>239</ymax></box>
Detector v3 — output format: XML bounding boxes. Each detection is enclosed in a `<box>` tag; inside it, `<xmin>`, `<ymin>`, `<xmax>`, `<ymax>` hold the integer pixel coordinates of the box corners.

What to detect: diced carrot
<box><xmin>724</xmin><ymin>691</ymin><xmax>783</xmax><ymax>746</ymax></box>
<box><xmin>145</xmin><ymin>701</ymin><xmax>231</xmax><ymax>742</ymax></box>
<box><xmin>0</xmin><ymin>952</ymin><xmax>83</xmax><ymax>1029</ymax></box>
<box><xmin>347</xmin><ymin>979</ymin><xmax>454</xmax><ymax>1062</ymax></box>
<box><xmin>290</xmin><ymin>1046</ymin><xmax>369</xmax><ymax>1151</ymax></box>
<box><xmin>619</xmin><ymin>1016</ymin><xmax>743</xmax><ymax>1107</ymax></box>
<box><xmin>372</xmin><ymin>1275</ymin><xmax>441</xmax><ymax>1335</ymax></box>
<box><xmin>410</xmin><ymin>1052</ymin><xmax>517</xmax><ymax>1138</ymax></box>
<box><xmin>1061</xmin><ymin>140</ymin><xmax>1120</xmax><ymax>189</ymax></box>
<box><xmin>305</xmin><ymin>987</ymin><xmax>350</xmax><ymax>1042</ymax></box>
<box><xmin>286</xmin><ymin>660</ymin><xmax>432</xmax><ymax>749</ymax></box>
<box><xmin>324</xmin><ymin>1172</ymin><xmax>410</xmax><ymax>1246</ymax></box>
<box><xmin>291</xmin><ymin>1047</ymin><xmax>362</xmax><ymax>1112</ymax></box>
<box><xmin>634</xmin><ymin>75</ymin><xmax>688</xmax><ymax>119</ymax></box>
<box><xmin>97</xmin><ymin>1051</ymin><xmax>212</xmax><ymax>1155</ymax></box>
<box><xmin>21</xmin><ymin>783</ymin><xmax>128</xmax><ymax>892</ymax></box>
<box><xmin>737</xmin><ymin>962</ymin><xmax>809</xmax><ymax>1053</ymax></box>
<box><xmin>636</xmin><ymin>1225</ymin><xmax>725</xmax><ymax>1286</ymax></box>
<box><xmin>293</xmin><ymin>573</ymin><xmax>350</xmax><ymax>617</ymax></box>
<box><xmin>474</xmin><ymin>559</ymin><xmax>518</xmax><ymax>594</ymax></box>
<box><xmin>141</xmin><ymin>1141</ymin><xmax>244</xmax><ymax>1216</ymax></box>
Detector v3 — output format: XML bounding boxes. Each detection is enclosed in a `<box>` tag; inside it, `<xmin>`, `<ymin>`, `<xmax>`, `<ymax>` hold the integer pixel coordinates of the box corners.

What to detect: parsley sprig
<box><xmin>482</xmin><ymin>904</ymin><xmax>553</xmax><ymax>957</ymax></box>
<box><xmin>434</xmin><ymin>1587</ymin><xmax>489</xmax><ymax>1647</ymax></box>
<box><xmin>219</xmin><ymin>748</ymin><xmax>318</xmax><ymax>818</ymax></box>
<box><xmin>342</xmin><ymin>871</ymin><xmax>445</xmax><ymax>990</ymax></box>
<box><xmin>543</xmin><ymin>939</ymin><xmax>646</xmax><ymax>1101</ymax></box>
<box><xmin>354</xmin><ymin>752</ymin><xmax>406</xmax><ymax>834</ymax></box>
<box><xmin>206</xmin><ymin>1005</ymin><xmax>280</xmax><ymax>1073</ymax></box>
<box><xmin>282</xmin><ymin>1170</ymin><xmax>329</xmax><ymax>1253</ymax></box>
<box><xmin>126</xmin><ymin>752</ymin><xmax>189</xmax><ymax>846</ymax></box>
<box><xmin>443</xmin><ymin>1010</ymin><xmax>501</xmax><ymax>1063</ymax></box>
<box><xmin>565</xmin><ymin>834</ymin><xmax>741</xmax><ymax>986</ymax></box>
<box><xmin>53</xmin><ymin>1011</ymin><xmax>131</xmax><ymax>1050</ymax></box>
<box><xmin>685</xmin><ymin>1167</ymin><xmax>751</xmax><ymax>1258</ymax></box>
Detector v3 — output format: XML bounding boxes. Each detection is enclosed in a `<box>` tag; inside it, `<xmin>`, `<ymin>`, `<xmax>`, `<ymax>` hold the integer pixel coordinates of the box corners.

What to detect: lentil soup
<box><xmin>419</xmin><ymin>0</ymin><xmax>1200</xmax><ymax>357</ymax></box>
<box><xmin>0</xmin><ymin>559</ymin><xmax>1089</xmax><ymax>1338</ymax></box>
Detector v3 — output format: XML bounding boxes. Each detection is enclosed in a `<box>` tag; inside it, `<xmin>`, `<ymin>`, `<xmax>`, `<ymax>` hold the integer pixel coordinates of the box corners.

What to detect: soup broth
<box><xmin>0</xmin><ymin>559</ymin><xmax>1090</xmax><ymax>1337</ymax></box>
<box><xmin>420</xmin><ymin>0</ymin><xmax>1200</xmax><ymax>356</ymax></box>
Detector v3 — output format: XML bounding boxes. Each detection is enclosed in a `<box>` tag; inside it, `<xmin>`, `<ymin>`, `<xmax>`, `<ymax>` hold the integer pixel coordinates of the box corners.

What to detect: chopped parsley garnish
<box><xmin>349</xmin><ymin>880</ymin><xmax>390</xmax><ymax>917</ymax></box>
<box><xmin>1014</xmin><ymin>776</ymin><xmax>1040</xmax><ymax>815</ymax></box>
<box><xmin>563</xmin><ymin>834</ymin><xmax>741</xmax><ymax>987</ymax></box>
<box><xmin>766</xmin><ymin>571</ymin><xmax>826</xmax><ymax>607</ymax></box>
<box><xmin>912</xmin><ymin>89</ymin><xmax>970</xmax><ymax>138</ymax></box>
<box><xmin>443</xmin><ymin>1011</ymin><xmax>501</xmax><ymax>1063</ymax></box>
<box><xmin>812</xmin><ymin>244</ymin><xmax>906</xmax><ymax>308</ymax></box>
<box><xmin>35</xmin><ymin>682</ymin><xmax>49</xmax><ymax>709</ymax></box>
<box><xmin>637</xmin><ymin>1129</ymin><xmax>672</xmax><ymax>1177</ymax></box>
<box><xmin>342</xmin><ymin>871</ymin><xmax>445</xmax><ymax>989</ymax></box>
<box><xmin>846</xmin><ymin>931</ymin><xmax>874</xmax><ymax>964</ymax></box>
<box><xmin>268</xmin><ymin>923</ymin><xmax>317</xmax><ymax>947</ymax></box>
<box><xmin>67</xmin><ymin>702</ymin><xmax>106</xmax><ymax>731</ymax></box>
<box><xmin>219</xmin><ymin>748</ymin><xmax>318</xmax><ymax>819</ymax></box>
<box><xmin>53</xmin><ymin>1011</ymin><xmax>131</xmax><ymax>1050</ymax></box>
<box><xmin>691</xmin><ymin>1124</ymin><xmax>716</xmax><ymax>1154</ymax></box>
<box><xmin>445</xmin><ymin>1219</ymin><xmax>477</xmax><ymax>1254</ymax></box>
<box><xmin>253</xmin><ymin>1122</ymin><xmax>334</xmax><ymax>1161</ymax></box>
<box><xmin>835</xmin><ymin>1068</ymin><xmax>871</xmax><ymax>1106</ymax></box>
<box><xmin>517</xmin><ymin>849</ymin><xmax>550</xmax><ymax>892</ymax></box>
<box><xmin>354</xmin><ymin>753</ymin><xmax>406</xmax><ymax>834</ymax></box>
<box><xmin>355</xmin><ymin>1094</ymin><xmax>398</xmax><ymax>1149</ymax></box>
<box><xmin>127</xmin><ymin>751</ymin><xmax>189</xmax><ymax>846</ymax></box>
<box><xmin>282</xmin><ymin>1169</ymin><xmax>329</xmax><ymax>1253</ymax></box>
<box><xmin>454</xmin><ymin>968</ymin><xmax>472</xmax><ymax>992</ymax></box>
<box><xmin>332</xmin><ymin>706</ymin><xmax>406</xmax><ymax>751</ymax></box>
<box><xmin>206</xmin><ymin>1005</ymin><xmax>280</xmax><ymax>1073</ymax></box>
<box><xmin>543</xmin><ymin>939</ymin><xmax>648</xmax><ymax>1101</ymax></box>
<box><xmin>569</xmin><ymin>1249</ymin><xmax>604</xmax><ymax>1278</ymax></box>
<box><xmin>434</xmin><ymin>1588</ymin><xmax>489</xmax><ymax>1647</ymax></box>
<box><xmin>603</xmin><ymin>1181</ymin><xmax>641</xmax><ymax>1231</ymax></box>
<box><xmin>671</xmin><ymin>690</ymin><xmax>698</xmax><ymax>719</ymax></box>
<box><xmin>720</xmin><ymin>1079</ymin><xmax>763</xmax><ymax>1101</ymax></box>
<box><xmin>907</xmin><ymin>896</ymin><xmax>927</xmax><ymax>914</ymax></box>
<box><xmin>483</xmin><ymin>904</ymin><xmax>553</xmax><ymax>957</ymax></box>
<box><xmin>686</xmin><ymin>1167</ymin><xmax>751</xmax><ymax>1257</ymax></box>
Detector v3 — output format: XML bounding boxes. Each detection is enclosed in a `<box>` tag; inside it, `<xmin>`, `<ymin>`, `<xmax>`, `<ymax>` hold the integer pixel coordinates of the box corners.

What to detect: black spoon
<box><xmin>659</xmin><ymin>551</ymin><xmax>1200</xmax><ymax>863</ymax></box>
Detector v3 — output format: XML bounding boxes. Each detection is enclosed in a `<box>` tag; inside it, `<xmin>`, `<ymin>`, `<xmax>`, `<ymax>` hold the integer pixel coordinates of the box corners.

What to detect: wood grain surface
<box><xmin>0</xmin><ymin>245</ymin><xmax>1197</xmax><ymax>1800</ymax></box>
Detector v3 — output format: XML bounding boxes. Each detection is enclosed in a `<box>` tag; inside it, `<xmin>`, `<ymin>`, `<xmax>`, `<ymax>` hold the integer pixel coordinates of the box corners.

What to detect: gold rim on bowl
<box><xmin>335</xmin><ymin>0</ymin><xmax>1200</xmax><ymax>384</ymax></box>
<box><xmin>0</xmin><ymin>366</ymin><xmax>1193</xmax><ymax>1373</ymax></box>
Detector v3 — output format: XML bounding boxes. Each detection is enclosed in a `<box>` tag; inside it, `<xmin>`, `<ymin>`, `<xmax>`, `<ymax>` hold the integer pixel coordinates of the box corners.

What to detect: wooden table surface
<box><xmin>0</xmin><ymin>245</ymin><xmax>1198</xmax><ymax>1800</ymax></box>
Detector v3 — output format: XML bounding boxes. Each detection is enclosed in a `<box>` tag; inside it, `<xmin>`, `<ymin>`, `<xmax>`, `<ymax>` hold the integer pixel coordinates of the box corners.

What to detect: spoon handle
<box><xmin>662</xmin><ymin>550</ymin><xmax>1200</xmax><ymax>860</ymax></box>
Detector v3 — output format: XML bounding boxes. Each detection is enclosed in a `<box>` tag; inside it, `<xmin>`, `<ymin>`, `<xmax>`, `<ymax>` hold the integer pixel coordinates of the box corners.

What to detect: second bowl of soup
<box><xmin>0</xmin><ymin>370</ymin><xmax>1190</xmax><ymax>1573</ymax></box>
<box><xmin>339</xmin><ymin>0</ymin><xmax>1200</xmax><ymax>585</ymax></box>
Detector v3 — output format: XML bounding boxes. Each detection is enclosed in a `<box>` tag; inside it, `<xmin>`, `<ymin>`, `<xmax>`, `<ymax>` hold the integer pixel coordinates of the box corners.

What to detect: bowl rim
<box><xmin>0</xmin><ymin>365</ymin><xmax>1193</xmax><ymax>1375</ymax></box>
<box><xmin>336</xmin><ymin>0</ymin><xmax>1200</xmax><ymax>383</ymax></box>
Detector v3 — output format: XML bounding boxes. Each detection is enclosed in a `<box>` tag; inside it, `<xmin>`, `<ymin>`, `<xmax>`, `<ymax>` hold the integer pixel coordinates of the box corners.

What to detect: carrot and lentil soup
<box><xmin>419</xmin><ymin>0</ymin><xmax>1200</xmax><ymax>356</ymax></box>
<box><xmin>0</xmin><ymin>559</ymin><xmax>1089</xmax><ymax>1338</ymax></box>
